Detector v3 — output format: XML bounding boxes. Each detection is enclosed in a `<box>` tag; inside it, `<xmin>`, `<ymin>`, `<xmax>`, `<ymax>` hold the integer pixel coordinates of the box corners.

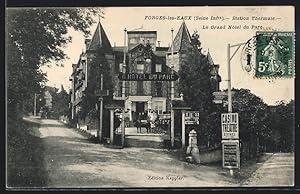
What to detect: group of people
<box><xmin>134</xmin><ymin>110</ymin><xmax>159</xmax><ymax>133</ymax></box>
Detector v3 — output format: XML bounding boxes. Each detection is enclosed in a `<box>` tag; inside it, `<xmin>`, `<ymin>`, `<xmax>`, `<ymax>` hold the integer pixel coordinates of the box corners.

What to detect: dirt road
<box><xmin>35</xmin><ymin>119</ymin><xmax>237</xmax><ymax>188</ymax></box>
<box><xmin>242</xmin><ymin>153</ymin><xmax>294</xmax><ymax>187</ymax></box>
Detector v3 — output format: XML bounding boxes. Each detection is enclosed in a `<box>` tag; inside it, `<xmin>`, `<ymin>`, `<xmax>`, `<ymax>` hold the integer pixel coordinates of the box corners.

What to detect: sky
<box><xmin>42</xmin><ymin>6</ymin><xmax>295</xmax><ymax>105</ymax></box>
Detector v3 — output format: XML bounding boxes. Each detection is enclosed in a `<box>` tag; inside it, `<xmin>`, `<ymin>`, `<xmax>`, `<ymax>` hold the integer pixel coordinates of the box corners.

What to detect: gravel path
<box><xmin>242</xmin><ymin>153</ymin><xmax>294</xmax><ymax>187</ymax></box>
<box><xmin>36</xmin><ymin>119</ymin><xmax>237</xmax><ymax>188</ymax></box>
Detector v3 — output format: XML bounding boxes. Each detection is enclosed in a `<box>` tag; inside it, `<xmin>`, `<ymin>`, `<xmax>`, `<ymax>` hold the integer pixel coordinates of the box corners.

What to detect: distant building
<box><xmin>70</xmin><ymin>21</ymin><xmax>221</xmax><ymax>126</ymax></box>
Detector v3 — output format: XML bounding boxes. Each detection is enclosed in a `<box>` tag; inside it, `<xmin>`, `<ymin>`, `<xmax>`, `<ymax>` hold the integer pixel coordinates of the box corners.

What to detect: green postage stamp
<box><xmin>255</xmin><ymin>32</ymin><xmax>295</xmax><ymax>78</ymax></box>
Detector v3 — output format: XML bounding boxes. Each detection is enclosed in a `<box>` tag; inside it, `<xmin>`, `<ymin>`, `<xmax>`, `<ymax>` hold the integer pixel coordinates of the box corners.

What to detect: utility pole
<box><xmin>34</xmin><ymin>93</ymin><xmax>37</xmax><ymax>116</ymax></box>
<box><xmin>96</xmin><ymin>64</ymin><xmax>109</xmax><ymax>143</ymax></box>
<box><xmin>227</xmin><ymin>44</ymin><xmax>232</xmax><ymax>113</ymax></box>
<box><xmin>227</xmin><ymin>42</ymin><xmax>246</xmax><ymax>113</ymax></box>
<box><xmin>170</xmin><ymin>28</ymin><xmax>175</xmax><ymax>148</ymax></box>
<box><xmin>122</xmin><ymin>28</ymin><xmax>127</xmax><ymax>98</ymax></box>
<box><xmin>225</xmin><ymin>42</ymin><xmax>246</xmax><ymax>176</ymax></box>
<box><xmin>98</xmin><ymin>73</ymin><xmax>104</xmax><ymax>142</ymax></box>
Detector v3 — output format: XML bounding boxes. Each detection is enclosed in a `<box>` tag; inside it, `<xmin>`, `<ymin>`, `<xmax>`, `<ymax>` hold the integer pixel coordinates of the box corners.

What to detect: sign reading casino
<box><xmin>221</xmin><ymin>113</ymin><xmax>239</xmax><ymax>139</ymax></box>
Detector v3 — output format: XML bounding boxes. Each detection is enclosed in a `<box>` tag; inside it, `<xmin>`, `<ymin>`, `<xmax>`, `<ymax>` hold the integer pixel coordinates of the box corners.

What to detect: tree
<box><xmin>178</xmin><ymin>32</ymin><xmax>216</xmax><ymax>147</ymax></box>
<box><xmin>51</xmin><ymin>85</ymin><xmax>70</xmax><ymax>119</ymax></box>
<box><xmin>7</xmin><ymin>8</ymin><xmax>104</xmax><ymax>120</ymax></box>
<box><xmin>231</xmin><ymin>88</ymin><xmax>270</xmax><ymax>159</ymax></box>
<box><xmin>268</xmin><ymin>100</ymin><xmax>294</xmax><ymax>152</ymax></box>
<box><xmin>178</xmin><ymin>32</ymin><xmax>214</xmax><ymax>114</ymax></box>
<box><xmin>76</xmin><ymin>49</ymin><xmax>114</xmax><ymax>131</ymax></box>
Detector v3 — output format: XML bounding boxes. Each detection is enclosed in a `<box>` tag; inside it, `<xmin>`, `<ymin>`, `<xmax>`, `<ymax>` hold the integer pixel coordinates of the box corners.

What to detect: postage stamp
<box><xmin>255</xmin><ymin>32</ymin><xmax>295</xmax><ymax>78</ymax></box>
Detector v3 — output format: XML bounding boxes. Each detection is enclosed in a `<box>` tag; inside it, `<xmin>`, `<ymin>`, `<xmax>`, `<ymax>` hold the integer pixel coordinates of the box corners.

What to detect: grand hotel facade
<box><xmin>70</xmin><ymin>21</ymin><xmax>221</xmax><ymax>128</ymax></box>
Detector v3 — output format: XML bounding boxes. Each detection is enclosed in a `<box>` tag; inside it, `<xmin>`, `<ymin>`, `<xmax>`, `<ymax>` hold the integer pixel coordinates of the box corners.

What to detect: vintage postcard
<box><xmin>6</xmin><ymin>6</ymin><xmax>295</xmax><ymax>189</ymax></box>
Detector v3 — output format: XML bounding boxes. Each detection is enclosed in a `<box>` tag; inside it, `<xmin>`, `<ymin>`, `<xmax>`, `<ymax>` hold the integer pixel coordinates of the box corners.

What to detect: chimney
<box><xmin>157</xmin><ymin>41</ymin><xmax>161</xmax><ymax>47</ymax></box>
<box><xmin>85</xmin><ymin>38</ymin><xmax>91</xmax><ymax>51</ymax></box>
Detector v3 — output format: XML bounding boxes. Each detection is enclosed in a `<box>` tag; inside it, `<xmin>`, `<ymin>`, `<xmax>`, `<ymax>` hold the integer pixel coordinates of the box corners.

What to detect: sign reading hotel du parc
<box><xmin>118</xmin><ymin>73</ymin><xmax>179</xmax><ymax>81</ymax></box>
<box><xmin>221</xmin><ymin>113</ymin><xmax>239</xmax><ymax>139</ymax></box>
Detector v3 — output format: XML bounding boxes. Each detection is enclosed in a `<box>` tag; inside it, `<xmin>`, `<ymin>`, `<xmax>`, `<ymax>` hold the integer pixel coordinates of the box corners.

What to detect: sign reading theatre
<box><xmin>118</xmin><ymin>73</ymin><xmax>179</xmax><ymax>81</ymax></box>
<box><xmin>221</xmin><ymin>113</ymin><xmax>239</xmax><ymax>139</ymax></box>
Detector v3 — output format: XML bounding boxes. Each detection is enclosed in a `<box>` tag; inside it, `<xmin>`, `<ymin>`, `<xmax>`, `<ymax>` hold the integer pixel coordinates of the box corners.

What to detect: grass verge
<box><xmin>6</xmin><ymin>117</ymin><xmax>48</xmax><ymax>189</ymax></box>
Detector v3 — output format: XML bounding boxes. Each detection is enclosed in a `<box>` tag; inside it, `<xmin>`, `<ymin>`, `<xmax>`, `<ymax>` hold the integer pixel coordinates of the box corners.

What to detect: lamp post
<box><xmin>96</xmin><ymin>63</ymin><xmax>109</xmax><ymax>143</ymax></box>
<box><xmin>98</xmin><ymin>73</ymin><xmax>104</xmax><ymax>142</ymax></box>
<box><xmin>169</xmin><ymin>28</ymin><xmax>183</xmax><ymax>148</ymax></box>
<box><xmin>170</xmin><ymin>28</ymin><xmax>175</xmax><ymax>148</ymax></box>
<box><xmin>227</xmin><ymin>42</ymin><xmax>249</xmax><ymax>113</ymax></box>
<box><xmin>226</xmin><ymin>42</ymin><xmax>247</xmax><ymax>176</ymax></box>
<box><xmin>122</xmin><ymin>28</ymin><xmax>127</xmax><ymax>99</ymax></box>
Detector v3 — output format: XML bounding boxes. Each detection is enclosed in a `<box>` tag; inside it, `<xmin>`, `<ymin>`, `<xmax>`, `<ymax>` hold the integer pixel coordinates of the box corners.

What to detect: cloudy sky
<box><xmin>42</xmin><ymin>6</ymin><xmax>294</xmax><ymax>105</ymax></box>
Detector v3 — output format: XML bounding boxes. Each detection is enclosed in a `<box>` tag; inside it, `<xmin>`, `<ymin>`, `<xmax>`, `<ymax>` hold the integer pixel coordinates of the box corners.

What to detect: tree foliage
<box><xmin>178</xmin><ymin>35</ymin><xmax>214</xmax><ymax>113</ymax></box>
<box><xmin>231</xmin><ymin>89</ymin><xmax>294</xmax><ymax>157</ymax></box>
<box><xmin>7</xmin><ymin>8</ymin><xmax>104</xmax><ymax>119</ymax></box>
<box><xmin>232</xmin><ymin>88</ymin><xmax>269</xmax><ymax>142</ymax></box>
<box><xmin>77</xmin><ymin>51</ymin><xmax>114</xmax><ymax>121</ymax></box>
<box><xmin>267</xmin><ymin>100</ymin><xmax>294</xmax><ymax>152</ymax></box>
<box><xmin>51</xmin><ymin>85</ymin><xmax>71</xmax><ymax>119</ymax></box>
<box><xmin>178</xmin><ymin>32</ymin><xmax>217</xmax><ymax>146</ymax></box>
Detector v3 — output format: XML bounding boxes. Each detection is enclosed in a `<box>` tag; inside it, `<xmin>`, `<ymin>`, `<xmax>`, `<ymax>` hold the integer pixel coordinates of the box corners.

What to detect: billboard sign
<box><xmin>221</xmin><ymin>113</ymin><xmax>239</xmax><ymax>139</ymax></box>
<box><xmin>222</xmin><ymin>140</ymin><xmax>240</xmax><ymax>169</ymax></box>
<box><xmin>158</xmin><ymin>114</ymin><xmax>171</xmax><ymax>125</ymax></box>
<box><xmin>184</xmin><ymin>111</ymin><xmax>200</xmax><ymax>125</ymax></box>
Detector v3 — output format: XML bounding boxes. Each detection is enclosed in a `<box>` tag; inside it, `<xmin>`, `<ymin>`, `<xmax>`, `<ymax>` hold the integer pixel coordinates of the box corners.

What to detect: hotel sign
<box><xmin>221</xmin><ymin>113</ymin><xmax>239</xmax><ymax>139</ymax></box>
<box><xmin>118</xmin><ymin>73</ymin><xmax>179</xmax><ymax>81</ymax></box>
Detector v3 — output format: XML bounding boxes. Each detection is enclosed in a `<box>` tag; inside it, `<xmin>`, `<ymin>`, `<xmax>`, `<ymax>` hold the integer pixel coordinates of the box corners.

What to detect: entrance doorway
<box><xmin>136</xmin><ymin>102</ymin><xmax>145</xmax><ymax>115</ymax></box>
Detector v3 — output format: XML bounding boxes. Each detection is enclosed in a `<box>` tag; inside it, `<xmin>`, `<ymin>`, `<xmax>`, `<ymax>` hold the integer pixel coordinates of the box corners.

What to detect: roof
<box><xmin>44</xmin><ymin>86</ymin><xmax>58</xmax><ymax>94</ymax></box>
<box><xmin>88</xmin><ymin>22</ymin><xmax>112</xmax><ymax>51</ymax></box>
<box><xmin>168</xmin><ymin>21</ymin><xmax>191</xmax><ymax>52</ymax></box>
<box><xmin>112</xmin><ymin>46</ymin><xmax>125</xmax><ymax>53</ymax></box>
<box><xmin>156</xmin><ymin>47</ymin><xmax>169</xmax><ymax>51</ymax></box>
<box><xmin>154</xmin><ymin>50</ymin><xmax>167</xmax><ymax>57</ymax></box>
<box><xmin>155</xmin><ymin>46</ymin><xmax>168</xmax><ymax>56</ymax></box>
<box><xmin>128</xmin><ymin>43</ymin><xmax>145</xmax><ymax>53</ymax></box>
<box><xmin>127</xmin><ymin>30</ymin><xmax>157</xmax><ymax>34</ymax></box>
<box><xmin>207</xmin><ymin>51</ymin><xmax>214</xmax><ymax>66</ymax></box>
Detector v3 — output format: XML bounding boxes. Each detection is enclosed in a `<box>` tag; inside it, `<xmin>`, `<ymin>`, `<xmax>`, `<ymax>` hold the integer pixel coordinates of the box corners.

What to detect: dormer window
<box><xmin>136</xmin><ymin>63</ymin><xmax>144</xmax><ymax>73</ymax></box>
<box><xmin>155</xmin><ymin>64</ymin><xmax>162</xmax><ymax>72</ymax></box>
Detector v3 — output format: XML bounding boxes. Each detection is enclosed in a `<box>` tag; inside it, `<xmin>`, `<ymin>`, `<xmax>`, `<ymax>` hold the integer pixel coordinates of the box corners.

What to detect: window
<box><xmin>136</xmin><ymin>64</ymin><xmax>144</xmax><ymax>73</ymax></box>
<box><xmin>118</xmin><ymin>81</ymin><xmax>122</xmax><ymax>96</ymax></box>
<box><xmin>154</xmin><ymin>101</ymin><xmax>163</xmax><ymax>114</ymax></box>
<box><xmin>155</xmin><ymin>64</ymin><xmax>162</xmax><ymax>72</ymax></box>
<box><xmin>119</xmin><ymin>63</ymin><xmax>123</xmax><ymax>72</ymax></box>
<box><xmin>137</xmin><ymin>81</ymin><xmax>143</xmax><ymax>95</ymax></box>
<box><xmin>129</xmin><ymin>38</ymin><xmax>137</xmax><ymax>44</ymax></box>
<box><xmin>155</xmin><ymin>82</ymin><xmax>162</xmax><ymax>96</ymax></box>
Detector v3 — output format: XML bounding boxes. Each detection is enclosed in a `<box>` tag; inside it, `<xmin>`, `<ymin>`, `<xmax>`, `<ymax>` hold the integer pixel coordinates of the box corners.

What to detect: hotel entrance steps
<box><xmin>125</xmin><ymin>127</ymin><xmax>165</xmax><ymax>148</ymax></box>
